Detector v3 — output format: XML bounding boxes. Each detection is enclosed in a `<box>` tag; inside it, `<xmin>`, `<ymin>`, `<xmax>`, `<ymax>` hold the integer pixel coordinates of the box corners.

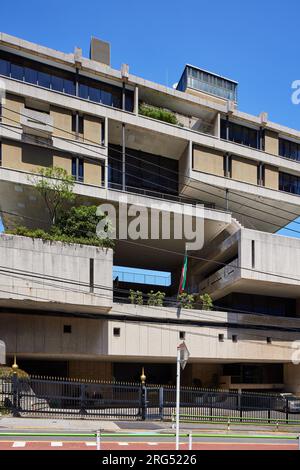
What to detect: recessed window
<box><xmin>218</xmin><ymin>334</ymin><xmax>224</xmax><ymax>342</ymax></box>
<box><xmin>267</xmin><ymin>337</ymin><xmax>272</xmax><ymax>344</ymax></box>
<box><xmin>113</xmin><ymin>328</ymin><xmax>121</xmax><ymax>337</ymax></box>
<box><xmin>63</xmin><ymin>325</ymin><xmax>72</xmax><ymax>334</ymax></box>
<box><xmin>179</xmin><ymin>331</ymin><xmax>186</xmax><ymax>340</ymax></box>
<box><xmin>232</xmin><ymin>335</ymin><xmax>238</xmax><ymax>343</ymax></box>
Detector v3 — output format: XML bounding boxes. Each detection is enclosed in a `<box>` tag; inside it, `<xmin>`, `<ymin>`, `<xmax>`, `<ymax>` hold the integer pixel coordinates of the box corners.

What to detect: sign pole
<box><xmin>175</xmin><ymin>346</ymin><xmax>181</xmax><ymax>451</ymax></box>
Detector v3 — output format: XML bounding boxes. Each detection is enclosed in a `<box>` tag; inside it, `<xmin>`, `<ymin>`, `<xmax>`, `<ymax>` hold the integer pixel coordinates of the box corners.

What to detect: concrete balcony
<box><xmin>20</xmin><ymin>108</ymin><xmax>53</xmax><ymax>137</ymax></box>
<box><xmin>0</xmin><ymin>234</ymin><xmax>113</xmax><ymax>313</ymax></box>
<box><xmin>199</xmin><ymin>258</ymin><xmax>240</xmax><ymax>295</ymax></box>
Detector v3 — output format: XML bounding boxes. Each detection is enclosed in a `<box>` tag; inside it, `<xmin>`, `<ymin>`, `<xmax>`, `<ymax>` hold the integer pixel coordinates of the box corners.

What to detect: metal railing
<box><xmin>2</xmin><ymin>376</ymin><xmax>300</xmax><ymax>424</ymax></box>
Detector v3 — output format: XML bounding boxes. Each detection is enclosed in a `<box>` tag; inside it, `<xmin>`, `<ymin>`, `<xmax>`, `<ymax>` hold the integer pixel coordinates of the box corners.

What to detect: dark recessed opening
<box><xmin>63</xmin><ymin>325</ymin><xmax>72</xmax><ymax>334</ymax></box>
<box><xmin>113</xmin><ymin>328</ymin><xmax>121</xmax><ymax>337</ymax></box>
<box><xmin>218</xmin><ymin>334</ymin><xmax>224</xmax><ymax>342</ymax></box>
<box><xmin>179</xmin><ymin>331</ymin><xmax>186</xmax><ymax>340</ymax></box>
<box><xmin>232</xmin><ymin>335</ymin><xmax>238</xmax><ymax>343</ymax></box>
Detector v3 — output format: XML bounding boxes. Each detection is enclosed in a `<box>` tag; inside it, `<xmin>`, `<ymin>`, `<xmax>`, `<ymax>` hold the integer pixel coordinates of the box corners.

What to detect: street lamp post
<box><xmin>175</xmin><ymin>343</ymin><xmax>190</xmax><ymax>451</ymax></box>
<box><xmin>140</xmin><ymin>367</ymin><xmax>147</xmax><ymax>421</ymax></box>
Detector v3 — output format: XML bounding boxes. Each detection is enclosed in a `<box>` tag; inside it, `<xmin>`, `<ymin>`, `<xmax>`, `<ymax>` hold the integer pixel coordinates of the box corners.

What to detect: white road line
<box><xmin>51</xmin><ymin>442</ymin><xmax>63</xmax><ymax>447</ymax></box>
<box><xmin>85</xmin><ymin>442</ymin><xmax>97</xmax><ymax>446</ymax></box>
<box><xmin>118</xmin><ymin>442</ymin><xmax>129</xmax><ymax>446</ymax></box>
<box><xmin>147</xmin><ymin>442</ymin><xmax>158</xmax><ymax>446</ymax></box>
<box><xmin>12</xmin><ymin>441</ymin><xmax>26</xmax><ymax>448</ymax></box>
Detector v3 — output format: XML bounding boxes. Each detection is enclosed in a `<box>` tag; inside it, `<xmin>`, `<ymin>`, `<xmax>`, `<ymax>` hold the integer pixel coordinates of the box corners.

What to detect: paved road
<box><xmin>0</xmin><ymin>434</ymin><xmax>298</xmax><ymax>451</ymax></box>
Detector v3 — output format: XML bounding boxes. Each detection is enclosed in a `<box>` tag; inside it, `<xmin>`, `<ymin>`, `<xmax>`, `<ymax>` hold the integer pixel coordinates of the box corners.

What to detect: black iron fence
<box><xmin>1</xmin><ymin>375</ymin><xmax>300</xmax><ymax>423</ymax></box>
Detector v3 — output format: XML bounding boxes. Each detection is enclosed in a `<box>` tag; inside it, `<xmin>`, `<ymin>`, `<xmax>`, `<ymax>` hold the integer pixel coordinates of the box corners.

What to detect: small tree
<box><xmin>30</xmin><ymin>167</ymin><xmax>75</xmax><ymax>225</ymax></box>
<box><xmin>147</xmin><ymin>290</ymin><xmax>166</xmax><ymax>307</ymax></box>
<box><xmin>177</xmin><ymin>291</ymin><xmax>195</xmax><ymax>309</ymax></box>
<box><xmin>200</xmin><ymin>293</ymin><xmax>213</xmax><ymax>311</ymax></box>
<box><xmin>129</xmin><ymin>290</ymin><xmax>144</xmax><ymax>305</ymax></box>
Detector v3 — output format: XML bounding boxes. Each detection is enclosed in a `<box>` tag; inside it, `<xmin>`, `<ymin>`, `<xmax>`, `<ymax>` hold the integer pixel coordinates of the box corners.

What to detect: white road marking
<box><xmin>148</xmin><ymin>442</ymin><xmax>158</xmax><ymax>446</ymax></box>
<box><xmin>51</xmin><ymin>442</ymin><xmax>63</xmax><ymax>447</ymax></box>
<box><xmin>85</xmin><ymin>442</ymin><xmax>97</xmax><ymax>446</ymax></box>
<box><xmin>118</xmin><ymin>442</ymin><xmax>129</xmax><ymax>446</ymax></box>
<box><xmin>12</xmin><ymin>441</ymin><xmax>26</xmax><ymax>448</ymax></box>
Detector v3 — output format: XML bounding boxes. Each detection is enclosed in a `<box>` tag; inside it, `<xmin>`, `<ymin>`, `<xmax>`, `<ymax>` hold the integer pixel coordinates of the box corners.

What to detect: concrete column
<box><xmin>284</xmin><ymin>363</ymin><xmax>300</xmax><ymax>396</ymax></box>
<box><xmin>134</xmin><ymin>85</ymin><xmax>139</xmax><ymax>115</ymax></box>
<box><xmin>214</xmin><ymin>112</ymin><xmax>221</xmax><ymax>138</ymax></box>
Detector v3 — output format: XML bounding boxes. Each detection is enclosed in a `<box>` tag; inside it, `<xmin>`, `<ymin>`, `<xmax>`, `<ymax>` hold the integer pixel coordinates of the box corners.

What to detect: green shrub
<box><xmin>147</xmin><ymin>290</ymin><xmax>166</xmax><ymax>307</ymax></box>
<box><xmin>177</xmin><ymin>292</ymin><xmax>195</xmax><ymax>309</ymax></box>
<box><xmin>139</xmin><ymin>104</ymin><xmax>178</xmax><ymax>125</ymax></box>
<box><xmin>199</xmin><ymin>293</ymin><xmax>213</xmax><ymax>311</ymax></box>
<box><xmin>6</xmin><ymin>226</ymin><xmax>114</xmax><ymax>249</ymax></box>
<box><xmin>129</xmin><ymin>290</ymin><xmax>144</xmax><ymax>305</ymax></box>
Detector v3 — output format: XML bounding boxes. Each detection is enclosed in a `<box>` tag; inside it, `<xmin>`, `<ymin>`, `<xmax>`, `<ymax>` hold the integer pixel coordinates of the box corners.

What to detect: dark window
<box><xmin>72</xmin><ymin>156</ymin><xmax>84</xmax><ymax>182</ymax></box>
<box><xmin>38</xmin><ymin>71</ymin><xmax>51</xmax><ymax>88</ymax></box>
<box><xmin>52</xmin><ymin>75</ymin><xmax>64</xmax><ymax>92</ymax></box>
<box><xmin>63</xmin><ymin>78</ymin><xmax>75</xmax><ymax>96</ymax></box>
<box><xmin>0</xmin><ymin>49</ymin><xmax>131</xmax><ymax>111</ymax></box>
<box><xmin>89</xmin><ymin>258</ymin><xmax>94</xmax><ymax>293</ymax></box>
<box><xmin>232</xmin><ymin>335</ymin><xmax>238</xmax><ymax>343</ymax></box>
<box><xmin>11</xmin><ymin>63</ymin><xmax>24</xmax><ymax>81</ymax></box>
<box><xmin>89</xmin><ymin>86</ymin><xmax>101</xmax><ymax>103</ymax></box>
<box><xmin>221</xmin><ymin>119</ymin><xmax>259</xmax><ymax>149</ymax></box>
<box><xmin>63</xmin><ymin>325</ymin><xmax>72</xmax><ymax>334</ymax></box>
<box><xmin>0</xmin><ymin>142</ymin><xmax>2</xmax><ymax>166</ymax></box>
<box><xmin>267</xmin><ymin>337</ymin><xmax>272</xmax><ymax>344</ymax></box>
<box><xmin>24</xmin><ymin>67</ymin><xmax>38</xmax><ymax>84</ymax></box>
<box><xmin>218</xmin><ymin>334</ymin><xmax>224</xmax><ymax>342</ymax></box>
<box><xmin>72</xmin><ymin>114</ymin><xmax>84</xmax><ymax>134</ymax></box>
<box><xmin>251</xmin><ymin>240</ymin><xmax>255</xmax><ymax>268</ymax></box>
<box><xmin>113</xmin><ymin>328</ymin><xmax>121</xmax><ymax>337</ymax></box>
<box><xmin>279</xmin><ymin>138</ymin><xmax>300</xmax><ymax>161</ymax></box>
<box><xmin>216</xmin><ymin>293</ymin><xmax>296</xmax><ymax>317</ymax></box>
<box><xmin>0</xmin><ymin>58</ymin><xmax>10</xmax><ymax>76</ymax></box>
<box><xmin>179</xmin><ymin>331</ymin><xmax>186</xmax><ymax>340</ymax></box>
<box><xmin>79</xmin><ymin>83</ymin><xmax>89</xmax><ymax>99</ymax></box>
<box><xmin>279</xmin><ymin>172</ymin><xmax>300</xmax><ymax>195</ymax></box>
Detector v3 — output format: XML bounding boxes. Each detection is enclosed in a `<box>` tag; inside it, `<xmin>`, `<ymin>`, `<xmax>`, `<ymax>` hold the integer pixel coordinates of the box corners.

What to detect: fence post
<box><xmin>188</xmin><ymin>432</ymin><xmax>192</xmax><ymax>451</ymax></box>
<box><xmin>238</xmin><ymin>390</ymin><xmax>242</xmax><ymax>422</ymax></box>
<box><xmin>12</xmin><ymin>373</ymin><xmax>20</xmax><ymax>418</ymax></box>
<box><xmin>80</xmin><ymin>384</ymin><xmax>87</xmax><ymax>415</ymax></box>
<box><xmin>285</xmin><ymin>398</ymin><xmax>289</xmax><ymax>424</ymax></box>
<box><xmin>141</xmin><ymin>385</ymin><xmax>147</xmax><ymax>421</ymax></box>
<box><xmin>159</xmin><ymin>387</ymin><xmax>164</xmax><ymax>421</ymax></box>
<box><xmin>96</xmin><ymin>430</ymin><xmax>101</xmax><ymax>450</ymax></box>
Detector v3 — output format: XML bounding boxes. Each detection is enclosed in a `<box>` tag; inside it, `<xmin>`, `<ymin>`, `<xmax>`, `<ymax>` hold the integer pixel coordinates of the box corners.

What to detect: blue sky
<box><xmin>0</xmin><ymin>0</ymin><xmax>300</xmax><ymax>238</ymax></box>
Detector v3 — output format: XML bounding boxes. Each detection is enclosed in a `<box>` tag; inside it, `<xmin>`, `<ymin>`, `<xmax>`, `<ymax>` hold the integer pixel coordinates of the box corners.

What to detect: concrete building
<box><xmin>1</xmin><ymin>33</ymin><xmax>300</xmax><ymax>392</ymax></box>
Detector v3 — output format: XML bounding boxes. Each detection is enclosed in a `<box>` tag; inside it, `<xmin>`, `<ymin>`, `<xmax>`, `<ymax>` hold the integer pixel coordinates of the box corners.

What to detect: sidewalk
<box><xmin>0</xmin><ymin>416</ymin><xmax>299</xmax><ymax>436</ymax></box>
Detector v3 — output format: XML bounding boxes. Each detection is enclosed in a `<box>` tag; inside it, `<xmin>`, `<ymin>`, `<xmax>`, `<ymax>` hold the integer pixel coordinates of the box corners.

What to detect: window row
<box><xmin>108</xmin><ymin>145</ymin><xmax>178</xmax><ymax>195</ymax></box>
<box><xmin>279</xmin><ymin>138</ymin><xmax>300</xmax><ymax>161</ymax></box>
<box><xmin>221</xmin><ymin>119</ymin><xmax>259</xmax><ymax>149</ymax></box>
<box><xmin>0</xmin><ymin>51</ymin><xmax>134</xmax><ymax>112</ymax></box>
<box><xmin>279</xmin><ymin>172</ymin><xmax>300</xmax><ymax>195</ymax></box>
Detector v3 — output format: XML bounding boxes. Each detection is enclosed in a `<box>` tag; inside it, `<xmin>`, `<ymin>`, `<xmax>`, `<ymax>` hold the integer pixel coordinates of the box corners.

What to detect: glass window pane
<box><xmin>89</xmin><ymin>86</ymin><xmax>101</xmax><ymax>102</ymax></box>
<box><xmin>79</xmin><ymin>83</ymin><xmax>89</xmax><ymax>99</ymax></box>
<box><xmin>11</xmin><ymin>63</ymin><xmax>24</xmax><ymax>81</ymax></box>
<box><xmin>64</xmin><ymin>78</ymin><xmax>75</xmax><ymax>95</ymax></box>
<box><xmin>38</xmin><ymin>71</ymin><xmax>51</xmax><ymax>88</ymax></box>
<box><xmin>0</xmin><ymin>58</ymin><xmax>10</xmax><ymax>76</ymax></box>
<box><xmin>24</xmin><ymin>67</ymin><xmax>38</xmax><ymax>84</ymax></box>
<box><xmin>101</xmin><ymin>89</ymin><xmax>112</xmax><ymax>106</ymax></box>
<box><xmin>78</xmin><ymin>159</ymin><xmax>84</xmax><ymax>182</ymax></box>
<box><xmin>52</xmin><ymin>75</ymin><xmax>64</xmax><ymax>92</ymax></box>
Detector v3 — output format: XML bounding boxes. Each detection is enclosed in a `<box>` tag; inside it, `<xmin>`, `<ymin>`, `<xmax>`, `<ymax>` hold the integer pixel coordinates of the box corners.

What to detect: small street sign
<box><xmin>178</xmin><ymin>342</ymin><xmax>190</xmax><ymax>370</ymax></box>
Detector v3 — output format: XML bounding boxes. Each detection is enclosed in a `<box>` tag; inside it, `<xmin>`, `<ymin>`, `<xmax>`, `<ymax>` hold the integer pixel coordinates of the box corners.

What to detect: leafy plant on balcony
<box><xmin>147</xmin><ymin>290</ymin><xmax>166</xmax><ymax>307</ymax></box>
<box><xmin>139</xmin><ymin>103</ymin><xmax>179</xmax><ymax>125</ymax></box>
<box><xmin>199</xmin><ymin>293</ymin><xmax>213</xmax><ymax>311</ymax></box>
<box><xmin>177</xmin><ymin>292</ymin><xmax>195</xmax><ymax>309</ymax></box>
<box><xmin>129</xmin><ymin>290</ymin><xmax>144</xmax><ymax>305</ymax></box>
<box><xmin>29</xmin><ymin>166</ymin><xmax>75</xmax><ymax>225</ymax></box>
